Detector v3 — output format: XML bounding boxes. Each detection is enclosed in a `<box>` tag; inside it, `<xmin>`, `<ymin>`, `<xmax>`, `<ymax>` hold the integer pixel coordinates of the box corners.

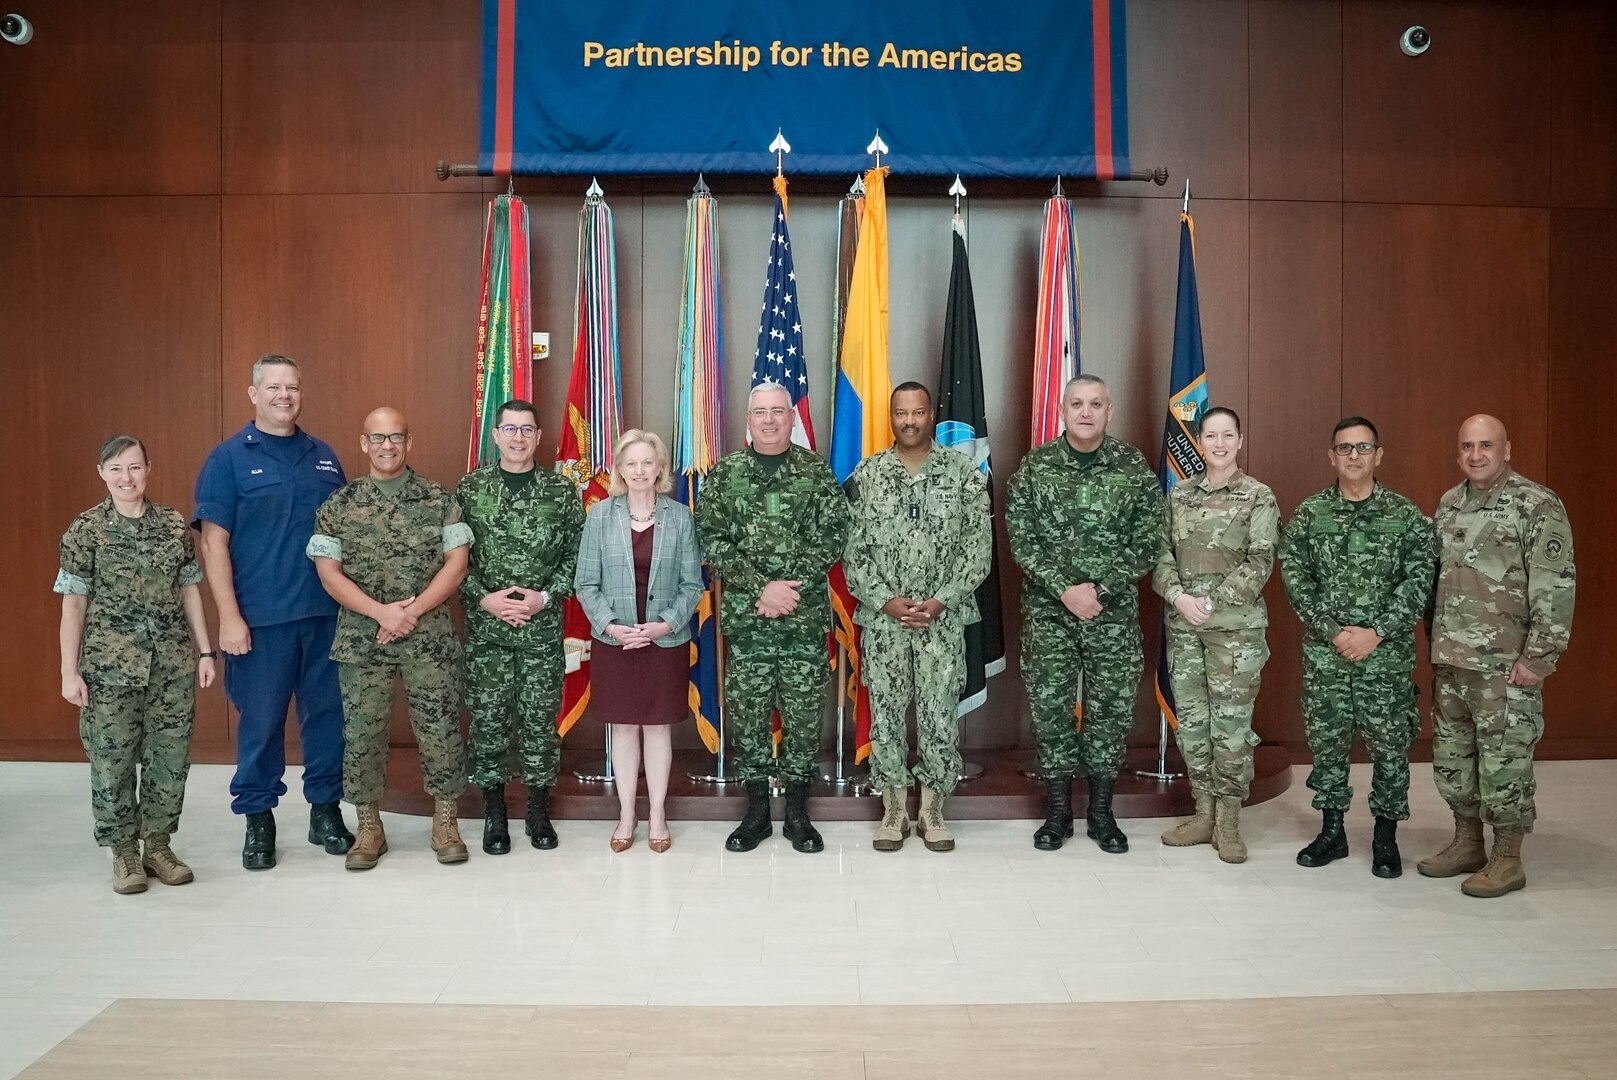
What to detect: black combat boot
<box><xmin>1033</xmin><ymin>776</ymin><xmax>1074</xmax><ymax>851</ymax></box>
<box><xmin>242</xmin><ymin>810</ymin><xmax>276</xmax><ymax>871</ymax></box>
<box><xmin>1296</xmin><ymin>809</ymin><xmax>1349</xmax><ymax>867</ymax></box>
<box><xmin>725</xmin><ymin>779</ymin><xmax>774</xmax><ymax>852</ymax></box>
<box><xmin>308</xmin><ymin>801</ymin><xmax>354</xmax><ymax>855</ymax></box>
<box><xmin>525</xmin><ymin>785</ymin><xmax>558</xmax><ymax>850</ymax></box>
<box><xmin>1371</xmin><ymin>816</ymin><xmax>1402</xmax><ymax>878</ymax></box>
<box><xmin>1085</xmin><ymin>775</ymin><xmax>1130</xmax><ymax>854</ymax></box>
<box><xmin>782</xmin><ymin>780</ymin><xmax>824</xmax><ymax>854</ymax></box>
<box><xmin>482</xmin><ymin>784</ymin><xmax>511</xmax><ymax>855</ymax></box>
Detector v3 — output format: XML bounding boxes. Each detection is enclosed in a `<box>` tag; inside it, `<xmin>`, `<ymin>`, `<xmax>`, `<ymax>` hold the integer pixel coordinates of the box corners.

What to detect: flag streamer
<box><xmin>1029</xmin><ymin>196</ymin><xmax>1081</xmax><ymax>446</ymax></box>
<box><xmin>469</xmin><ymin>194</ymin><xmax>534</xmax><ymax>470</ymax></box>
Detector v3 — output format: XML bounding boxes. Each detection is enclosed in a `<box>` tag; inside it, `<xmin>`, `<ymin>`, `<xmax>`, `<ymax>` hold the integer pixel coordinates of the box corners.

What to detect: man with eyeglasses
<box><xmin>454</xmin><ymin>401</ymin><xmax>584</xmax><ymax>854</ymax></box>
<box><xmin>193</xmin><ymin>354</ymin><xmax>354</xmax><ymax>870</ymax></box>
<box><xmin>1278</xmin><ymin>416</ymin><xmax>1436</xmax><ymax>878</ymax></box>
<box><xmin>697</xmin><ymin>382</ymin><xmax>850</xmax><ymax>853</ymax></box>
<box><xmin>1421</xmin><ymin>414</ymin><xmax>1575</xmax><ymax>898</ymax></box>
<box><xmin>307</xmin><ymin>407</ymin><xmax>471</xmax><ymax>869</ymax></box>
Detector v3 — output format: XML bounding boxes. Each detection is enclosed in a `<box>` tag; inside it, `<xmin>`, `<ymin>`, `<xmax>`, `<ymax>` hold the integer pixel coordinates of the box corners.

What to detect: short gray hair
<box><xmin>1064</xmin><ymin>373</ymin><xmax>1107</xmax><ymax>396</ymax></box>
<box><xmin>252</xmin><ymin>354</ymin><xmax>301</xmax><ymax>386</ymax></box>
<box><xmin>748</xmin><ymin>380</ymin><xmax>792</xmax><ymax>408</ymax></box>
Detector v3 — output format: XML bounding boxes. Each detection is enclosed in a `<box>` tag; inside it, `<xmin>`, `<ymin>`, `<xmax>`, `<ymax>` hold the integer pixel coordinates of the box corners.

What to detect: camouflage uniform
<box><xmin>1006</xmin><ymin>436</ymin><xmax>1165</xmax><ymax>779</ymax></box>
<box><xmin>1430</xmin><ymin>470</ymin><xmax>1575</xmax><ymax>832</ymax></box>
<box><xmin>55</xmin><ymin>499</ymin><xmax>202</xmax><ymax>847</ymax></box>
<box><xmin>696</xmin><ymin>446</ymin><xmax>851</xmax><ymax>783</ymax></box>
<box><xmin>308</xmin><ymin>470</ymin><xmax>471</xmax><ymax>805</ymax></box>
<box><xmin>454</xmin><ymin>465</ymin><xmax>583</xmax><ymax>788</ymax></box>
<box><xmin>844</xmin><ymin>444</ymin><xmax>993</xmax><ymax>795</ymax></box>
<box><xmin>1152</xmin><ymin>470</ymin><xmax>1279</xmax><ymax>799</ymax></box>
<box><xmin>1278</xmin><ymin>483</ymin><xmax>1437</xmax><ymax>820</ymax></box>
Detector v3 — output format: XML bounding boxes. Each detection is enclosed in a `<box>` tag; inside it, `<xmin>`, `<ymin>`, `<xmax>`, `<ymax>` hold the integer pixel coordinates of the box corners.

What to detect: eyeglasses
<box><xmin>364</xmin><ymin>432</ymin><xmax>407</xmax><ymax>445</ymax></box>
<box><xmin>496</xmin><ymin>424</ymin><xmax>537</xmax><ymax>437</ymax></box>
<box><xmin>1332</xmin><ymin>442</ymin><xmax>1379</xmax><ymax>457</ymax></box>
<box><xmin>749</xmin><ymin>407</ymin><xmax>790</xmax><ymax>420</ymax></box>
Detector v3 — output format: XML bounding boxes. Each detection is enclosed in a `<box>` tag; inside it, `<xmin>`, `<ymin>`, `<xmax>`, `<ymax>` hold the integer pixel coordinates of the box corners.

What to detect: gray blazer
<box><xmin>573</xmin><ymin>494</ymin><xmax>704</xmax><ymax>647</ymax></box>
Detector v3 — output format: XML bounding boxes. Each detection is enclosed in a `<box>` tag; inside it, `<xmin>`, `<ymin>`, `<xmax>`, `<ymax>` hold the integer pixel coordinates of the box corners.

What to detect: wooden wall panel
<box><xmin>1343</xmin><ymin>2</ymin><xmax>1550</xmax><ymax>207</ymax></box>
<box><xmin>1249</xmin><ymin>0</ymin><xmax>1343</xmax><ymax>202</ymax></box>
<box><xmin>1546</xmin><ymin>210</ymin><xmax>1617</xmax><ymax>752</ymax></box>
<box><xmin>1341</xmin><ymin>204</ymin><xmax>1549</xmax><ymax>511</ymax></box>
<box><xmin>222</xmin><ymin>0</ymin><xmax>483</xmax><ymax>195</ymax></box>
<box><xmin>1551</xmin><ymin>3</ymin><xmax>1617</xmax><ymax>209</ymax></box>
<box><xmin>0</xmin><ymin>197</ymin><xmax>224</xmax><ymax>745</ymax></box>
<box><xmin>0</xmin><ymin>1</ymin><xmax>221</xmax><ymax>197</ymax></box>
<box><xmin>1115</xmin><ymin>0</ymin><xmax>1250</xmax><ymax>200</ymax></box>
<box><xmin>1247</xmin><ymin>201</ymin><xmax>1344</xmax><ymax>751</ymax></box>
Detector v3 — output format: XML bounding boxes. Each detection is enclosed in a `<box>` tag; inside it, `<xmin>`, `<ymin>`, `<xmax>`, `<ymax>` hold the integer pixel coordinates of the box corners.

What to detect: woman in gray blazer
<box><xmin>574</xmin><ymin>429</ymin><xmax>704</xmax><ymax>853</ymax></box>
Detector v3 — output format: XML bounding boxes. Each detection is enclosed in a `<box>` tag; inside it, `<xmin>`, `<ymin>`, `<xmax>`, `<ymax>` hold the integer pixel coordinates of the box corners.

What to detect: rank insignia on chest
<box><xmin>765</xmin><ymin>492</ymin><xmax>782</xmax><ymax>516</ymax></box>
<box><xmin>1347</xmin><ymin>531</ymin><xmax>1370</xmax><ymax>553</ymax></box>
<box><xmin>1074</xmin><ymin>484</ymin><xmax>1094</xmax><ymax>508</ymax></box>
<box><xmin>908</xmin><ymin>503</ymin><xmax>920</xmax><ymax>521</ymax></box>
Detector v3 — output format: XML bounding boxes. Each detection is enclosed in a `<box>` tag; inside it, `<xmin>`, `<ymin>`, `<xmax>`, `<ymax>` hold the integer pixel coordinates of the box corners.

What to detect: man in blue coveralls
<box><xmin>193</xmin><ymin>354</ymin><xmax>354</xmax><ymax>869</ymax></box>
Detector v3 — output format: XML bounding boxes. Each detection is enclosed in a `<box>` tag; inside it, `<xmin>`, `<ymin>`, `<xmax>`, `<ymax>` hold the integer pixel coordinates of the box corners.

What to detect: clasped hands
<box><xmin>479</xmin><ymin>586</ymin><xmax>547</xmax><ymax>630</ymax></box>
<box><xmin>1332</xmin><ymin>626</ymin><xmax>1383</xmax><ymax>662</ymax></box>
<box><xmin>880</xmin><ymin>596</ymin><xmax>946</xmax><ymax>629</ymax></box>
<box><xmin>607</xmin><ymin>620</ymin><xmax>673</xmax><ymax>650</ymax></box>
<box><xmin>757</xmin><ymin>579</ymin><xmax>802</xmax><ymax>618</ymax></box>
<box><xmin>1059</xmin><ymin>582</ymin><xmax>1104</xmax><ymax>621</ymax></box>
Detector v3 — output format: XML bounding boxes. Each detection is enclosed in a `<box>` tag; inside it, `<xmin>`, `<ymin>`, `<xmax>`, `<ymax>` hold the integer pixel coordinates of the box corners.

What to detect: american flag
<box><xmin>752</xmin><ymin>184</ymin><xmax>816</xmax><ymax>450</ymax></box>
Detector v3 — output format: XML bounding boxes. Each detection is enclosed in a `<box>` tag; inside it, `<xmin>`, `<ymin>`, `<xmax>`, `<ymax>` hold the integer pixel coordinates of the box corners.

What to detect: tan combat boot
<box><xmin>1161</xmin><ymin>792</ymin><xmax>1215</xmax><ymax>847</ymax></box>
<box><xmin>431</xmin><ymin>798</ymin><xmax>469</xmax><ymax>865</ymax></box>
<box><xmin>873</xmin><ymin>785</ymin><xmax>911</xmax><ymax>853</ymax></box>
<box><xmin>345</xmin><ymin>805</ymin><xmax>388</xmax><ymax>871</ymax></box>
<box><xmin>1213</xmin><ymin>796</ymin><xmax>1247</xmax><ymax>863</ymax></box>
<box><xmin>917</xmin><ymin>787</ymin><xmax>955</xmax><ymax>852</ymax></box>
<box><xmin>111</xmin><ymin>840</ymin><xmax>147</xmax><ymax>895</ymax></box>
<box><xmin>142</xmin><ymin>836</ymin><xmax>194</xmax><ymax>885</ymax></box>
<box><xmin>1461</xmin><ymin>827</ymin><xmax>1526</xmax><ymax>898</ymax></box>
<box><xmin>1417</xmin><ymin>813</ymin><xmax>1487</xmax><ymax>878</ymax></box>
<box><xmin>872</xmin><ymin>787</ymin><xmax>910</xmax><ymax>852</ymax></box>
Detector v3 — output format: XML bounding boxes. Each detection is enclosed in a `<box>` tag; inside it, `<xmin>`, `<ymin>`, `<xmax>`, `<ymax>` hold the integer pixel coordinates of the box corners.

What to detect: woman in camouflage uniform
<box><xmin>56</xmin><ymin>436</ymin><xmax>216</xmax><ymax>894</ymax></box>
<box><xmin>1152</xmin><ymin>408</ymin><xmax>1278</xmax><ymax>863</ymax></box>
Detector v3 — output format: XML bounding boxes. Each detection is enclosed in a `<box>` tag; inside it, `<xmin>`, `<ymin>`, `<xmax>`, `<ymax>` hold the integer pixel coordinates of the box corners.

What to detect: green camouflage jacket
<box><xmin>696</xmin><ymin>445</ymin><xmax>850</xmax><ymax>639</ymax></box>
<box><xmin>843</xmin><ymin>443</ymin><xmax>992</xmax><ymax>633</ymax></box>
<box><xmin>1278</xmin><ymin>482</ymin><xmax>1437</xmax><ymax>660</ymax></box>
<box><xmin>309</xmin><ymin>469</ymin><xmax>470</xmax><ymax>663</ymax></box>
<box><xmin>1152</xmin><ymin>468</ymin><xmax>1279</xmax><ymax>631</ymax></box>
<box><xmin>55</xmin><ymin>498</ymin><xmax>203</xmax><ymax>686</ymax></box>
<box><xmin>1005</xmin><ymin>434</ymin><xmax>1164</xmax><ymax>620</ymax></box>
<box><xmin>454</xmin><ymin>464</ymin><xmax>584</xmax><ymax>651</ymax></box>
<box><xmin>1430</xmin><ymin>470</ymin><xmax>1575</xmax><ymax>677</ymax></box>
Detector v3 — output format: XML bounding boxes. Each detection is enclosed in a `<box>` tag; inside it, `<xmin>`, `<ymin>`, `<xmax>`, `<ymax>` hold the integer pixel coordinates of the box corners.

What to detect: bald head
<box><xmin>360</xmin><ymin>406</ymin><xmax>412</xmax><ymax>480</ymax></box>
<box><xmin>1457</xmin><ymin>413</ymin><xmax>1510</xmax><ymax>489</ymax></box>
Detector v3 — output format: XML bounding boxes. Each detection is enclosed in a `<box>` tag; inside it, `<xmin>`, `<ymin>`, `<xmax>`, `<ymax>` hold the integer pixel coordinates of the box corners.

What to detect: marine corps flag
<box><xmin>1154</xmin><ymin>205</ymin><xmax>1210</xmax><ymax>731</ymax></box>
<box><xmin>936</xmin><ymin>218</ymin><xmax>1006</xmax><ymax>715</ymax></box>
<box><xmin>555</xmin><ymin>189</ymin><xmax>623</xmax><ymax>736</ymax></box>
<box><xmin>468</xmin><ymin>194</ymin><xmax>534</xmax><ymax>470</ymax></box>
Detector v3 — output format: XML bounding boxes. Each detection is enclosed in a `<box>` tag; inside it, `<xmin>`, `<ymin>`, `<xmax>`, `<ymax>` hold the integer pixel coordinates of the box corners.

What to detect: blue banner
<box><xmin>480</xmin><ymin>0</ymin><xmax>1129</xmax><ymax>179</ymax></box>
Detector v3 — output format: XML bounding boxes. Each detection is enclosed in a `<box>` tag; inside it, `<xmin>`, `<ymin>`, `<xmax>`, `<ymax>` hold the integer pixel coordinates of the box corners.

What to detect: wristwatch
<box><xmin>1201</xmin><ymin>597</ymin><xmax>1215</xmax><ymax>614</ymax></box>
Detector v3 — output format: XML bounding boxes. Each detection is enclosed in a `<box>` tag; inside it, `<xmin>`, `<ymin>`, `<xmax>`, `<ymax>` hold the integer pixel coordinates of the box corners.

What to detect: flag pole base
<box><xmin>956</xmin><ymin>760</ymin><xmax>985</xmax><ymax>783</ymax></box>
<box><xmin>1019</xmin><ymin>761</ymin><xmax>1045</xmax><ymax>781</ymax></box>
<box><xmin>1132</xmin><ymin>769</ymin><xmax>1184</xmax><ymax>782</ymax></box>
<box><xmin>572</xmin><ymin>766</ymin><xmax>615</xmax><ymax>783</ymax></box>
<box><xmin>816</xmin><ymin>754</ymin><xmax>870</xmax><ymax>788</ymax></box>
<box><xmin>686</xmin><ymin>761</ymin><xmax>742</xmax><ymax>785</ymax></box>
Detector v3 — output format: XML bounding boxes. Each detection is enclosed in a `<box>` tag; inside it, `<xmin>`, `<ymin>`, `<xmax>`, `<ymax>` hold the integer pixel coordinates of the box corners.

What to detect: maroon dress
<box><xmin>590</xmin><ymin>524</ymin><xmax>688</xmax><ymax>726</ymax></box>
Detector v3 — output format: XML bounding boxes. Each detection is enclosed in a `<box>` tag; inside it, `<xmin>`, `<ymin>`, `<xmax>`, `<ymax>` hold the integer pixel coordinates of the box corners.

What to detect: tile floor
<box><xmin>2</xmin><ymin>758</ymin><xmax>1615</xmax><ymax>1078</ymax></box>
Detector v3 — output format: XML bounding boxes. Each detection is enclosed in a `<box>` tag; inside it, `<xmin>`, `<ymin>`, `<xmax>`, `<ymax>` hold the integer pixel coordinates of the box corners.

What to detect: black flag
<box><xmin>936</xmin><ymin>221</ymin><xmax>1006</xmax><ymax>715</ymax></box>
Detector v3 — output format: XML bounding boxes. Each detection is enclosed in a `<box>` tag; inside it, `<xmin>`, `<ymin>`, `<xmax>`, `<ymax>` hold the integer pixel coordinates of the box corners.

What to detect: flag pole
<box><xmin>947</xmin><ymin>174</ymin><xmax>983</xmax><ymax>784</ymax></box>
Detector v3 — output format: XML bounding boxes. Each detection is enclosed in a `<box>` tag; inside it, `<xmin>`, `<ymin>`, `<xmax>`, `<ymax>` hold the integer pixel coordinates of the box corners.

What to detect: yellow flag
<box><xmin>830</xmin><ymin>166</ymin><xmax>893</xmax><ymax>480</ymax></box>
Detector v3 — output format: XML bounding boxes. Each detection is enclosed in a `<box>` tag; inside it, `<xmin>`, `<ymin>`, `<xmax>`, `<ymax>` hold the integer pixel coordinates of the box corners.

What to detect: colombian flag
<box><xmin>829</xmin><ymin>166</ymin><xmax>893</xmax><ymax>764</ymax></box>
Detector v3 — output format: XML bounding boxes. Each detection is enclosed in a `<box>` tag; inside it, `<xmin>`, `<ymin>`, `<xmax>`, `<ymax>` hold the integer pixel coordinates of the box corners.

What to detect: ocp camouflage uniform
<box><xmin>1006</xmin><ymin>435</ymin><xmax>1164</xmax><ymax>779</ymax></box>
<box><xmin>844</xmin><ymin>444</ymin><xmax>992</xmax><ymax>796</ymax></box>
<box><xmin>454</xmin><ymin>465</ymin><xmax>583</xmax><ymax>789</ymax></box>
<box><xmin>696</xmin><ymin>445</ymin><xmax>851</xmax><ymax>783</ymax></box>
<box><xmin>1430</xmin><ymin>470</ymin><xmax>1575</xmax><ymax>831</ymax></box>
<box><xmin>55</xmin><ymin>499</ymin><xmax>202</xmax><ymax>847</ymax></box>
<box><xmin>1152</xmin><ymin>470</ymin><xmax>1278</xmax><ymax>799</ymax></box>
<box><xmin>1278</xmin><ymin>484</ymin><xmax>1437</xmax><ymax>820</ymax></box>
<box><xmin>308</xmin><ymin>470</ymin><xmax>471</xmax><ymax>805</ymax></box>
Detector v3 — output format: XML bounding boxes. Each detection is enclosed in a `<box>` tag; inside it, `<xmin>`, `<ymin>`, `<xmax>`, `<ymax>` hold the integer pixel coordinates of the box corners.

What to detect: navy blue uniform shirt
<box><xmin>192</xmin><ymin>422</ymin><xmax>346</xmax><ymax>627</ymax></box>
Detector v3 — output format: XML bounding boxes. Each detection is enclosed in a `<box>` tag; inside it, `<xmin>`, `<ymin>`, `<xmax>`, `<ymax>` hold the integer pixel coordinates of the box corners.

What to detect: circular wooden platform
<box><xmin>380</xmin><ymin>745</ymin><xmax>1292</xmax><ymax>820</ymax></box>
